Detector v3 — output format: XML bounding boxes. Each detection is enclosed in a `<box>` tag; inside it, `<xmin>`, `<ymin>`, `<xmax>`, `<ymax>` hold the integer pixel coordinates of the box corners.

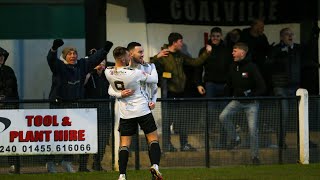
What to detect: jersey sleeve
<box><xmin>108</xmin><ymin>84</ymin><xmax>122</xmax><ymax>98</ymax></box>
<box><xmin>143</xmin><ymin>65</ymin><xmax>158</xmax><ymax>83</ymax></box>
<box><xmin>150</xmin><ymin>83</ymin><xmax>158</xmax><ymax>103</ymax></box>
<box><xmin>149</xmin><ymin>63</ymin><xmax>158</xmax><ymax>103</ymax></box>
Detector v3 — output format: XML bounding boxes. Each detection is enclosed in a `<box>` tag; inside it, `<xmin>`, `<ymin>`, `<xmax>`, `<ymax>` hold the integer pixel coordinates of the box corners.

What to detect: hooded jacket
<box><xmin>0</xmin><ymin>47</ymin><xmax>19</xmax><ymax>100</ymax></box>
<box><xmin>225</xmin><ymin>56</ymin><xmax>266</xmax><ymax>97</ymax></box>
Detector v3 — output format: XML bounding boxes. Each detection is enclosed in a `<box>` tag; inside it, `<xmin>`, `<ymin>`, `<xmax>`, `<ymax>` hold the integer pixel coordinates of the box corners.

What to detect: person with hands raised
<box><xmin>45</xmin><ymin>39</ymin><xmax>113</xmax><ymax>173</ymax></box>
<box><xmin>51</xmin><ymin>39</ymin><xmax>64</xmax><ymax>51</ymax></box>
<box><xmin>151</xmin><ymin>32</ymin><xmax>211</xmax><ymax>152</ymax></box>
<box><xmin>195</xmin><ymin>27</ymin><xmax>233</xmax><ymax>149</ymax></box>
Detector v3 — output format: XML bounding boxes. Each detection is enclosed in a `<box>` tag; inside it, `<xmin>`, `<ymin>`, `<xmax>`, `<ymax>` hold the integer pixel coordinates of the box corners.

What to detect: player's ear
<box><xmin>129</xmin><ymin>51</ymin><xmax>134</xmax><ymax>57</ymax></box>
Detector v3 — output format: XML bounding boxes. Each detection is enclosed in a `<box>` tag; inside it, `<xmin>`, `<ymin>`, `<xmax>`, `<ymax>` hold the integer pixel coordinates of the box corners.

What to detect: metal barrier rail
<box><xmin>1</xmin><ymin>94</ymin><xmax>319</xmax><ymax>174</ymax></box>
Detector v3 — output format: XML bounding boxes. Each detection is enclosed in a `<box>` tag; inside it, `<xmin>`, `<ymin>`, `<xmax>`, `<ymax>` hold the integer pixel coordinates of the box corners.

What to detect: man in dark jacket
<box><xmin>196</xmin><ymin>27</ymin><xmax>233</xmax><ymax>149</ymax></box>
<box><xmin>46</xmin><ymin>39</ymin><xmax>113</xmax><ymax>173</ymax></box>
<box><xmin>0</xmin><ymin>47</ymin><xmax>20</xmax><ymax>174</ymax></box>
<box><xmin>239</xmin><ymin>19</ymin><xmax>271</xmax><ymax>95</ymax></box>
<box><xmin>269</xmin><ymin>27</ymin><xmax>320</xmax><ymax>148</ymax></box>
<box><xmin>219</xmin><ymin>42</ymin><xmax>266</xmax><ymax>165</ymax></box>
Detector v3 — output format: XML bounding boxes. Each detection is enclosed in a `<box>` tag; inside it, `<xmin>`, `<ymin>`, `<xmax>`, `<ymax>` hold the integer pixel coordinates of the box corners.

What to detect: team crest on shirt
<box><xmin>108</xmin><ymin>69</ymin><xmax>127</xmax><ymax>75</ymax></box>
<box><xmin>242</xmin><ymin>72</ymin><xmax>249</xmax><ymax>78</ymax></box>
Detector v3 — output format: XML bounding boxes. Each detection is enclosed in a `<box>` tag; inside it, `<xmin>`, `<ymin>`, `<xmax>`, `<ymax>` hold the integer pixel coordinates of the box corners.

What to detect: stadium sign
<box><xmin>143</xmin><ymin>0</ymin><xmax>314</xmax><ymax>25</ymax></box>
<box><xmin>0</xmin><ymin>109</ymin><xmax>97</xmax><ymax>155</ymax></box>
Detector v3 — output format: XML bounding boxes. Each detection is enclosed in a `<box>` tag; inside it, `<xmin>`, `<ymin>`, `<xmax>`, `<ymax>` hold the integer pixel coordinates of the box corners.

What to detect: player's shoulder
<box><xmin>141</xmin><ymin>63</ymin><xmax>149</xmax><ymax>67</ymax></box>
<box><xmin>142</xmin><ymin>63</ymin><xmax>154</xmax><ymax>67</ymax></box>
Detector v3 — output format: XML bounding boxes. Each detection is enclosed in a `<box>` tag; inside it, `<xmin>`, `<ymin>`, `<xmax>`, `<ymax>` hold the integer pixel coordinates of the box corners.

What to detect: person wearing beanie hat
<box><xmin>47</xmin><ymin>38</ymin><xmax>113</xmax><ymax>101</ymax></box>
<box><xmin>45</xmin><ymin>39</ymin><xmax>113</xmax><ymax>173</ymax></box>
<box><xmin>61</xmin><ymin>47</ymin><xmax>78</xmax><ymax>64</ymax></box>
<box><xmin>0</xmin><ymin>47</ymin><xmax>20</xmax><ymax>174</ymax></box>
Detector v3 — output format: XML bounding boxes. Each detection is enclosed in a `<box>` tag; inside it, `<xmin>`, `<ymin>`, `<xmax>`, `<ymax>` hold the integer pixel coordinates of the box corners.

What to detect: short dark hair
<box><xmin>127</xmin><ymin>42</ymin><xmax>141</xmax><ymax>51</ymax></box>
<box><xmin>233</xmin><ymin>42</ymin><xmax>249</xmax><ymax>52</ymax></box>
<box><xmin>113</xmin><ymin>46</ymin><xmax>128</xmax><ymax>59</ymax></box>
<box><xmin>168</xmin><ymin>32</ymin><xmax>183</xmax><ymax>45</ymax></box>
<box><xmin>210</xmin><ymin>27</ymin><xmax>222</xmax><ymax>34</ymax></box>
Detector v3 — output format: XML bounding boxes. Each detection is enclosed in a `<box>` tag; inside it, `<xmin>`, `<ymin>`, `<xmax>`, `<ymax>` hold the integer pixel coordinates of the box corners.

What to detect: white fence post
<box><xmin>114</xmin><ymin>101</ymin><xmax>120</xmax><ymax>171</ymax></box>
<box><xmin>296</xmin><ymin>88</ymin><xmax>309</xmax><ymax>164</ymax></box>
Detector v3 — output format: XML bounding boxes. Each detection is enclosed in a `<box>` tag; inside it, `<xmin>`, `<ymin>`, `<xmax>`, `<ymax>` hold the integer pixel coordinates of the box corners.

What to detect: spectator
<box><xmin>219</xmin><ymin>42</ymin><xmax>266</xmax><ymax>165</ymax></box>
<box><xmin>151</xmin><ymin>32</ymin><xmax>212</xmax><ymax>152</ymax></box>
<box><xmin>268</xmin><ymin>27</ymin><xmax>320</xmax><ymax>148</ymax></box>
<box><xmin>0</xmin><ymin>47</ymin><xmax>20</xmax><ymax>174</ymax></box>
<box><xmin>195</xmin><ymin>27</ymin><xmax>233</xmax><ymax>149</ymax></box>
<box><xmin>239</xmin><ymin>19</ymin><xmax>272</xmax><ymax>148</ymax></box>
<box><xmin>239</xmin><ymin>19</ymin><xmax>271</xmax><ymax>95</ymax></box>
<box><xmin>46</xmin><ymin>39</ymin><xmax>113</xmax><ymax>173</ymax></box>
<box><xmin>84</xmin><ymin>57</ymin><xmax>114</xmax><ymax>171</ymax></box>
<box><xmin>105</xmin><ymin>46</ymin><xmax>162</xmax><ymax>180</ymax></box>
<box><xmin>225</xmin><ymin>28</ymin><xmax>242</xmax><ymax>51</ymax></box>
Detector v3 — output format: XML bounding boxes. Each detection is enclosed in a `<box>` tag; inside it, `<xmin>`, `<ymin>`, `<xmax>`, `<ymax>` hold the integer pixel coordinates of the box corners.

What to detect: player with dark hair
<box><xmin>105</xmin><ymin>47</ymin><xmax>162</xmax><ymax>180</ymax></box>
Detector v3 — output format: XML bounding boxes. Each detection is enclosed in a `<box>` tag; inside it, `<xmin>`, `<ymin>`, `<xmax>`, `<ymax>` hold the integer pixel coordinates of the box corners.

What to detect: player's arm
<box><xmin>108</xmin><ymin>85</ymin><xmax>122</xmax><ymax>98</ymax></box>
<box><xmin>108</xmin><ymin>85</ymin><xmax>134</xmax><ymax>98</ymax></box>
<box><xmin>148</xmin><ymin>63</ymin><xmax>158</xmax><ymax>103</ymax></box>
<box><xmin>150</xmin><ymin>83</ymin><xmax>158</xmax><ymax>103</ymax></box>
<box><xmin>143</xmin><ymin>63</ymin><xmax>158</xmax><ymax>83</ymax></box>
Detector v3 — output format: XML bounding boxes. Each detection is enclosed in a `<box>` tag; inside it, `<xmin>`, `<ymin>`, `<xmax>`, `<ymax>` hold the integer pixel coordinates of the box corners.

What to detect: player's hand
<box><xmin>149</xmin><ymin>102</ymin><xmax>156</xmax><ymax>110</ymax></box>
<box><xmin>156</xmin><ymin>49</ymin><xmax>169</xmax><ymax>58</ymax></box>
<box><xmin>197</xmin><ymin>85</ymin><xmax>206</xmax><ymax>95</ymax></box>
<box><xmin>121</xmin><ymin>89</ymin><xmax>134</xmax><ymax>98</ymax></box>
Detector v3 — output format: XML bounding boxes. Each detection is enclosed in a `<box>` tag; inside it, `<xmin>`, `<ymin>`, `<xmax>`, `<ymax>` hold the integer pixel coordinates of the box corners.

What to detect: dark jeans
<box><xmin>273</xmin><ymin>87</ymin><xmax>297</xmax><ymax>146</ymax></box>
<box><xmin>205</xmin><ymin>82</ymin><xmax>227</xmax><ymax>147</ymax></box>
<box><xmin>162</xmin><ymin>91</ymin><xmax>190</xmax><ymax>150</ymax></box>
